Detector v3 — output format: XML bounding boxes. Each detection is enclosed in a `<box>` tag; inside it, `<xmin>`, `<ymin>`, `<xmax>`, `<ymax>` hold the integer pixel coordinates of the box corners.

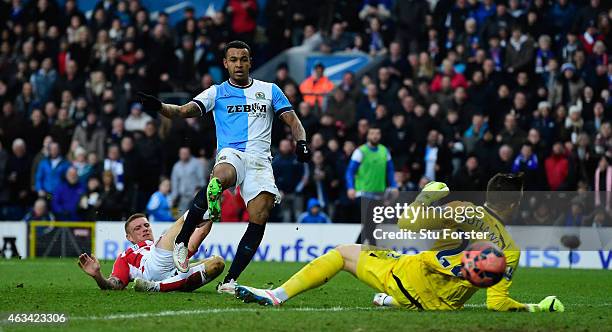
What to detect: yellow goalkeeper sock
<box><xmin>273</xmin><ymin>249</ymin><xmax>344</xmax><ymax>302</ymax></box>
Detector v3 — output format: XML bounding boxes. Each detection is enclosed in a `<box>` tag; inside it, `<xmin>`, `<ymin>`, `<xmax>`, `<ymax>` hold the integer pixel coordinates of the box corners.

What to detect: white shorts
<box><xmin>214</xmin><ymin>148</ymin><xmax>281</xmax><ymax>205</ymax></box>
<box><xmin>142</xmin><ymin>236</ymin><xmax>202</xmax><ymax>281</ymax></box>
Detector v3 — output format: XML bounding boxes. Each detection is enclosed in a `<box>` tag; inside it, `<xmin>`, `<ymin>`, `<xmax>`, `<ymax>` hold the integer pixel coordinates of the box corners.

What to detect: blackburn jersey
<box><xmin>191</xmin><ymin>79</ymin><xmax>293</xmax><ymax>156</ymax></box>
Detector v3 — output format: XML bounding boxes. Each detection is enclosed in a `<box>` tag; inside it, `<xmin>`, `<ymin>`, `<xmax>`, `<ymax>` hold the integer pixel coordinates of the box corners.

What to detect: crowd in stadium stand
<box><xmin>0</xmin><ymin>0</ymin><xmax>611</xmax><ymax>226</ymax></box>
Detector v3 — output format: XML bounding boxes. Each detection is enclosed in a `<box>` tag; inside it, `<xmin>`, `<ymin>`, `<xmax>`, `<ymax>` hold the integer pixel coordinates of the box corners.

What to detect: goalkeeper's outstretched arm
<box><xmin>77</xmin><ymin>253</ymin><xmax>125</xmax><ymax>290</ymax></box>
<box><xmin>397</xmin><ymin>181</ymin><xmax>451</xmax><ymax>231</ymax></box>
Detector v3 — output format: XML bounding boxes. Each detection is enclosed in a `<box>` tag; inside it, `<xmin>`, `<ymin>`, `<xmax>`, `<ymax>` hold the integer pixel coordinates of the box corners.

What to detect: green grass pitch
<box><xmin>0</xmin><ymin>259</ymin><xmax>610</xmax><ymax>331</ymax></box>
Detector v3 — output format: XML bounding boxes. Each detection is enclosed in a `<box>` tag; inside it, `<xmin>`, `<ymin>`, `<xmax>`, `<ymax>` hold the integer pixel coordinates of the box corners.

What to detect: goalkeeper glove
<box><xmin>526</xmin><ymin>296</ymin><xmax>565</xmax><ymax>312</ymax></box>
<box><xmin>414</xmin><ymin>181</ymin><xmax>450</xmax><ymax>205</ymax></box>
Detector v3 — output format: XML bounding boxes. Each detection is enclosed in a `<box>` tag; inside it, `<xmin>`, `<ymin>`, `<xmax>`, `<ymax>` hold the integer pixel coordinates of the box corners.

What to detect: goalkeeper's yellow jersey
<box><xmin>397</xmin><ymin>201</ymin><xmax>525</xmax><ymax>311</ymax></box>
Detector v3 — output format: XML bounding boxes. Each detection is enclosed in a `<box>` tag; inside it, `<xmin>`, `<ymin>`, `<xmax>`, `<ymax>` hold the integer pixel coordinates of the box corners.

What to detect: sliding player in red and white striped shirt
<box><xmin>77</xmin><ymin>212</ymin><xmax>224</xmax><ymax>292</ymax></box>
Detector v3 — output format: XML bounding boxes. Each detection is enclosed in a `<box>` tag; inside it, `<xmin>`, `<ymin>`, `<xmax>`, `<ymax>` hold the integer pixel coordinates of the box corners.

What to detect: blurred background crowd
<box><xmin>0</xmin><ymin>0</ymin><xmax>611</xmax><ymax>225</ymax></box>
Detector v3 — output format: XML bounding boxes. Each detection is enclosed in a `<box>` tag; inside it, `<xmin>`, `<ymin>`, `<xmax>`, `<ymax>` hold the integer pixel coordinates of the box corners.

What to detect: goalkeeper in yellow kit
<box><xmin>235</xmin><ymin>173</ymin><xmax>564</xmax><ymax>312</ymax></box>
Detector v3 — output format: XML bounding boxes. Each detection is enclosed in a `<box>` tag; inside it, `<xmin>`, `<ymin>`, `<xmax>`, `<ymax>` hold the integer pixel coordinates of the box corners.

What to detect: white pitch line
<box><xmin>71</xmin><ymin>307</ymin><xmax>381</xmax><ymax>321</ymax></box>
<box><xmin>464</xmin><ymin>303</ymin><xmax>612</xmax><ymax>308</ymax></box>
<box><xmin>69</xmin><ymin>302</ymin><xmax>612</xmax><ymax>321</ymax></box>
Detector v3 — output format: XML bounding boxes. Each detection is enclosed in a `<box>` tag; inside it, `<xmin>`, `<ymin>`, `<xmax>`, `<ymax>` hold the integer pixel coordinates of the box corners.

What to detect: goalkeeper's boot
<box><xmin>415</xmin><ymin>181</ymin><xmax>450</xmax><ymax>205</ymax></box>
<box><xmin>207</xmin><ymin>177</ymin><xmax>222</xmax><ymax>223</ymax></box>
<box><xmin>235</xmin><ymin>285</ymin><xmax>282</xmax><ymax>306</ymax></box>
<box><xmin>134</xmin><ymin>278</ymin><xmax>159</xmax><ymax>292</ymax></box>
<box><xmin>173</xmin><ymin>241</ymin><xmax>189</xmax><ymax>273</ymax></box>
<box><xmin>527</xmin><ymin>296</ymin><xmax>565</xmax><ymax>312</ymax></box>
<box><xmin>216</xmin><ymin>278</ymin><xmax>237</xmax><ymax>294</ymax></box>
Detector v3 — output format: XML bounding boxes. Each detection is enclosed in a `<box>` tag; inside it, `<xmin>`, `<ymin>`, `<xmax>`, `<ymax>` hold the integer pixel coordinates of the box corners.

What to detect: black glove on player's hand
<box><xmin>296</xmin><ymin>140</ymin><xmax>311</xmax><ymax>163</ymax></box>
<box><xmin>136</xmin><ymin>92</ymin><xmax>162</xmax><ymax>112</ymax></box>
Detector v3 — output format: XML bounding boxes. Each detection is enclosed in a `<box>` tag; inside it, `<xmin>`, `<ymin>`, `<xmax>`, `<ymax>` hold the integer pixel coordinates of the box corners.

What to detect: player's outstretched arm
<box><xmin>398</xmin><ymin>181</ymin><xmax>451</xmax><ymax>230</ymax></box>
<box><xmin>280</xmin><ymin>111</ymin><xmax>311</xmax><ymax>162</ymax></box>
<box><xmin>136</xmin><ymin>92</ymin><xmax>200</xmax><ymax>119</ymax></box>
<box><xmin>77</xmin><ymin>253</ymin><xmax>125</xmax><ymax>290</ymax></box>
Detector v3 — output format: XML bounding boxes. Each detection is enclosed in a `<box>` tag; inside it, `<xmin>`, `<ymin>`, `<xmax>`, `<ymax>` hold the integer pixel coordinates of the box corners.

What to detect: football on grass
<box><xmin>460</xmin><ymin>241</ymin><xmax>506</xmax><ymax>287</ymax></box>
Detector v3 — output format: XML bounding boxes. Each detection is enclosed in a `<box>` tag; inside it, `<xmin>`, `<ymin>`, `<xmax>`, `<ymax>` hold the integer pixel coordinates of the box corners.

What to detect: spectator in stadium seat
<box><xmin>546</xmin><ymin>142</ymin><xmax>572</xmax><ymax>191</ymax></box>
<box><xmin>386</xmin><ymin>113</ymin><xmax>411</xmax><ymax>169</ymax></box>
<box><xmin>497</xmin><ymin>113</ymin><xmax>527</xmax><ymax>153</ymax></box>
<box><xmin>579</xmin><ymin>20</ymin><xmax>604</xmax><ymax>55</ymax></box>
<box><xmin>106</xmin><ymin>117</ymin><xmax>127</xmax><ymax>147</ymax></box>
<box><xmin>96</xmin><ymin>171</ymin><xmax>124</xmax><ymax>221</ymax></box>
<box><xmin>565</xmin><ymin>105</ymin><xmax>586</xmax><ymax>144</ymax></box>
<box><xmin>357</xmin><ymin>83</ymin><xmax>379</xmax><ymax>122</ymax></box>
<box><xmin>327</xmin><ymin>88</ymin><xmax>356</xmax><ymax>130</ymax></box>
<box><xmin>392</xmin><ymin>0</ymin><xmax>427</xmax><ymax>53</ymax></box>
<box><xmin>273</xmin><ymin>63</ymin><xmax>298</xmax><ymax>91</ymax></box>
<box><xmin>364</xmin><ymin>17</ymin><xmax>389</xmax><ymax>56</ymax></box>
<box><xmin>103</xmin><ymin>144</ymin><xmax>124</xmax><ymax>191</ymax></box>
<box><xmin>49</xmin><ymin>108</ymin><xmax>76</xmax><ymax>154</ymax></box>
<box><xmin>299</xmin><ymin>62</ymin><xmax>335</xmax><ymax>112</ymax></box>
<box><xmin>4</xmin><ymin>139</ymin><xmax>31</xmax><ymax>219</ymax></box>
<box><xmin>585</xmin><ymin>101</ymin><xmax>607</xmax><ymax>136</ymax></box>
<box><xmin>0</xmin><ymin>101</ymin><xmax>26</xmax><ymax>149</ymax></box>
<box><xmin>119</xmin><ymin>136</ymin><xmax>139</xmax><ymax>211</ymax></box>
<box><xmin>359</xmin><ymin>0</ymin><xmax>392</xmax><ymax>23</ymax></box>
<box><xmin>273</xmin><ymin>139</ymin><xmax>309</xmax><ymax>223</ymax></box>
<box><xmin>35</xmin><ymin>142</ymin><xmax>70</xmax><ymax>198</ymax></box>
<box><xmin>225</xmin><ymin>0</ymin><xmax>258</xmax><ymax>46</ymax></box>
<box><xmin>30</xmin><ymin>57</ymin><xmax>57</xmax><ymax>104</ymax></box>
<box><xmin>531</xmin><ymin>101</ymin><xmax>556</xmax><ymax>146</ymax></box>
<box><xmin>51</xmin><ymin>167</ymin><xmax>85</xmax><ymax>221</ymax></box>
<box><xmin>171</xmin><ymin>146</ymin><xmax>206</xmax><ymax>213</ymax></box>
<box><xmin>25</xmin><ymin>109</ymin><xmax>49</xmax><ymax>154</ymax></box>
<box><xmin>512</xmin><ymin>143</ymin><xmax>543</xmax><ymax>190</ymax></box>
<box><xmin>376</xmin><ymin>67</ymin><xmax>399</xmax><ymax>106</ymax></box>
<box><xmin>53</xmin><ymin>60</ymin><xmax>85</xmax><ymax>98</ymax></box>
<box><xmin>304</xmin><ymin>150</ymin><xmax>335</xmax><ymax>210</ymax></box>
<box><xmin>72</xmin><ymin>146</ymin><xmax>90</xmax><ymax>185</ymax></box>
<box><xmin>555</xmin><ymin>196</ymin><xmax>586</xmax><ymax>227</ymax></box>
<box><xmin>430</xmin><ymin>59</ymin><xmax>468</xmax><ymax>93</ymax></box>
<box><xmin>505</xmin><ymin>26</ymin><xmax>535</xmax><ymax>74</ymax></box>
<box><xmin>72</xmin><ymin>111</ymin><xmax>106</xmax><ymax>160</ymax></box>
<box><xmin>587</xmin><ymin>207</ymin><xmax>610</xmax><ymax>227</ymax></box>
<box><xmin>452</xmin><ymin>155</ymin><xmax>486</xmax><ymax>191</ymax></box>
<box><xmin>463</xmin><ymin>113</ymin><xmax>488</xmax><ymax>154</ymax></box>
<box><xmin>382</xmin><ymin>42</ymin><xmax>411</xmax><ymax>83</ymax></box>
<box><xmin>23</xmin><ymin>198</ymin><xmax>55</xmax><ymax>222</ymax></box>
<box><xmin>297</xmin><ymin>101</ymin><xmax>319</xmax><ymax>137</ymax></box>
<box><xmin>594</xmin><ymin>122</ymin><xmax>612</xmax><ymax>157</ymax></box>
<box><xmin>15</xmin><ymin>81</ymin><xmax>39</xmax><ymax>117</ymax></box>
<box><xmin>490</xmin><ymin>144</ymin><xmax>515</xmax><ymax>175</ymax></box>
<box><xmin>549</xmin><ymin>63</ymin><xmax>585</xmax><ymax>108</ymax></box>
<box><xmin>298</xmin><ymin>198</ymin><xmax>331</xmax><ymax>224</ymax></box>
<box><xmin>527</xmin><ymin>128</ymin><xmax>549</xmax><ymax>163</ymax></box>
<box><xmin>135</xmin><ymin>122</ymin><xmax>164</xmax><ymax>207</ymax></box>
<box><xmin>124</xmin><ymin>102</ymin><xmax>152</xmax><ymax>133</ymax></box>
<box><xmin>473</xmin><ymin>130</ymin><xmax>500</xmax><ymax>179</ymax></box>
<box><xmin>78</xmin><ymin>176</ymin><xmax>102</xmax><ymax>221</ymax></box>
<box><xmin>146</xmin><ymin>177</ymin><xmax>174</xmax><ymax>222</ymax></box>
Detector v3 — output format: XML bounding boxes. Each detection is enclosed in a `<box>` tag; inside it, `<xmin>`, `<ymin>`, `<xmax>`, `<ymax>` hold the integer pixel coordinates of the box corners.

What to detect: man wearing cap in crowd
<box><xmin>549</xmin><ymin>63</ymin><xmax>585</xmax><ymax>107</ymax></box>
<box><xmin>125</xmin><ymin>102</ymin><xmax>153</xmax><ymax>133</ymax></box>
<box><xmin>297</xmin><ymin>198</ymin><xmax>331</xmax><ymax>224</ymax></box>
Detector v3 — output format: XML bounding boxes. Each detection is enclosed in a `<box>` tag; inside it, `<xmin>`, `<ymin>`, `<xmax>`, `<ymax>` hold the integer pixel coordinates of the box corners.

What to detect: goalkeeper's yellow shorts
<box><xmin>356</xmin><ymin>250</ymin><xmax>454</xmax><ymax>310</ymax></box>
